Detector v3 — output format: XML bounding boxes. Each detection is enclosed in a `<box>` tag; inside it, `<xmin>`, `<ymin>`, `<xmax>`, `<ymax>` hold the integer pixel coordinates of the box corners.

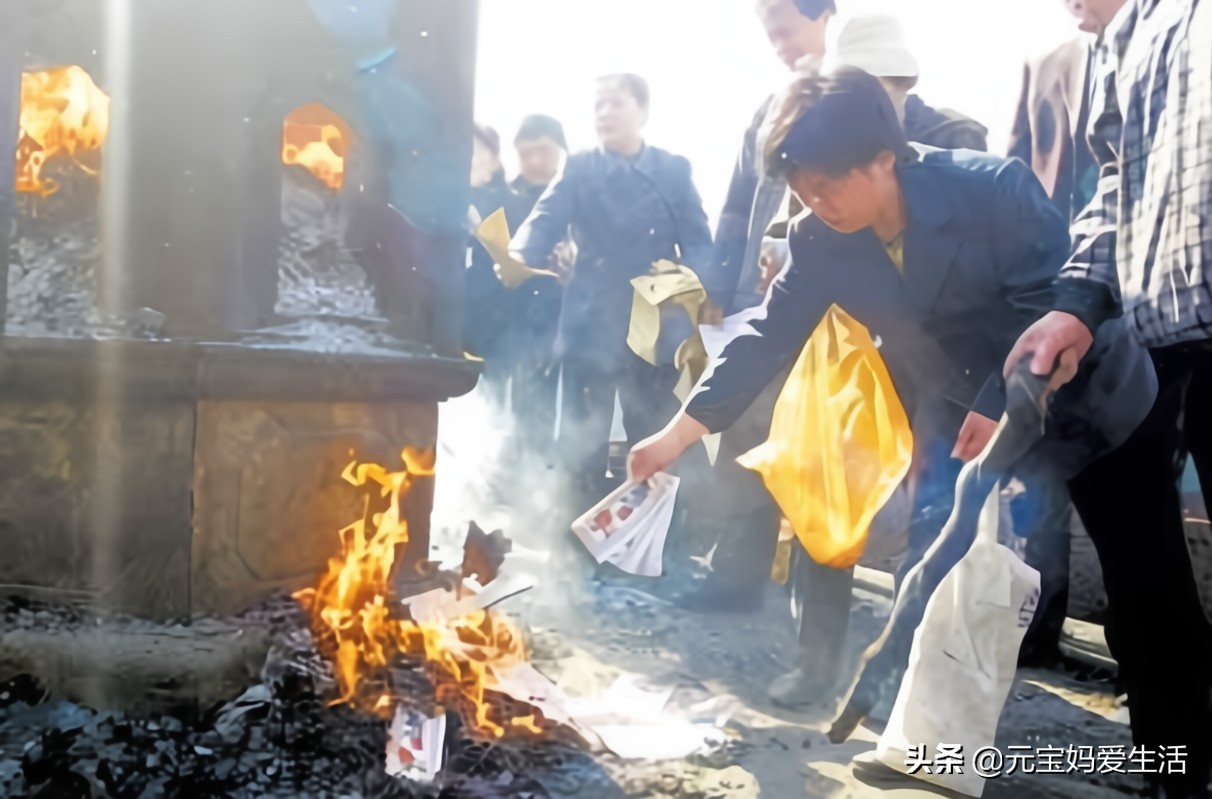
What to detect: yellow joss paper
<box><xmin>627</xmin><ymin>260</ymin><xmax>720</xmax><ymax>462</ymax></box>
<box><xmin>738</xmin><ymin>305</ymin><xmax>913</xmax><ymax>569</ymax></box>
<box><xmin>474</xmin><ymin>208</ymin><xmax>559</xmax><ymax>289</ymax></box>
<box><xmin>626</xmin><ymin>259</ymin><xmax>704</xmax><ymax>366</ymax></box>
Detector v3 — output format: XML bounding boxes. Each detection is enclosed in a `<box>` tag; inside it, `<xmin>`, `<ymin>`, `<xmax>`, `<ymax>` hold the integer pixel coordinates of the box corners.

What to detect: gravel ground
<box><xmin>513</xmin><ymin>576</ymin><xmax>1145</xmax><ymax>799</ymax></box>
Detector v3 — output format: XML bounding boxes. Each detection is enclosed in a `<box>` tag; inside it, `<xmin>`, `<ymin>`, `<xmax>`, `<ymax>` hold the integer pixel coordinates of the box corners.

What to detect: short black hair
<box><xmin>515</xmin><ymin>114</ymin><xmax>568</xmax><ymax>151</ymax></box>
<box><xmin>762</xmin><ymin>66</ymin><xmax>911</xmax><ymax>178</ymax></box>
<box><xmin>472</xmin><ymin>123</ymin><xmax>500</xmax><ymax>157</ymax></box>
<box><xmin>597</xmin><ymin>73</ymin><xmax>650</xmax><ymax>110</ymax></box>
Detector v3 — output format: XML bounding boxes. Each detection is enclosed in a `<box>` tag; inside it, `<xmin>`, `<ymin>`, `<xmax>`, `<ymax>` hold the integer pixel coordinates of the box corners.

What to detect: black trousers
<box><xmin>1016</xmin><ymin>476</ymin><xmax>1074</xmax><ymax>656</ymax></box>
<box><xmin>1067</xmin><ymin>341</ymin><xmax>1212</xmax><ymax>798</ymax></box>
<box><xmin>789</xmin><ymin>547</ymin><xmax>856</xmax><ymax>687</ymax></box>
<box><xmin>688</xmin><ymin>372</ymin><xmax>787</xmax><ymax>594</ymax></box>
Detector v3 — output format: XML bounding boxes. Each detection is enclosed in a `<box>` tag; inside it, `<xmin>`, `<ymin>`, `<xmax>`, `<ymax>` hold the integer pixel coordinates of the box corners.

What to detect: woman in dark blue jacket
<box><xmin>629</xmin><ymin>68</ymin><xmax>1154</xmax><ymax>712</ymax></box>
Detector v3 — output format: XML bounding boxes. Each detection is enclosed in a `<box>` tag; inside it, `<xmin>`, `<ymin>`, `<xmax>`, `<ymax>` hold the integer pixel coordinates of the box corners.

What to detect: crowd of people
<box><xmin>465</xmin><ymin>0</ymin><xmax>1211</xmax><ymax>796</ymax></box>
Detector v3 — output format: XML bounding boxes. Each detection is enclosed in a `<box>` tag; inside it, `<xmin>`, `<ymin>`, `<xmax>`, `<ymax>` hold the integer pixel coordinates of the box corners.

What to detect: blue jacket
<box><xmin>464</xmin><ymin>174</ymin><xmax>561</xmax><ymax>363</ymax></box>
<box><xmin>511</xmin><ymin>145</ymin><xmax>714</xmax><ymax>370</ymax></box>
<box><xmin>686</xmin><ymin>149</ymin><xmax>1155</xmax><ymax>478</ymax></box>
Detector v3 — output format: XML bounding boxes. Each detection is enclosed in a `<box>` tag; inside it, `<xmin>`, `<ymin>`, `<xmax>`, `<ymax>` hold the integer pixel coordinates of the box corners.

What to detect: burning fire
<box><xmin>294</xmin><ymin>448</ymin><xmax>533</xmax><ymax>740</ymax></box>
<box><xmin>282</xmin><ymin>103</ymin><xmax>347</xmax><ymax>191</ymax></box>
<box><xmin>16</xmin><ymin>66</ymin><xmax>110</xmax><ymax>197</ymax></box>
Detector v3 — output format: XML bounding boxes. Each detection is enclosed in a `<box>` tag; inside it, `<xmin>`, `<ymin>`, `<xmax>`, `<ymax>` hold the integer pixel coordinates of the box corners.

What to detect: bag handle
<box><xmin>970</xmin><ymin>357</ymin><xmax>1056</xmax><ymax>547</ymax></box>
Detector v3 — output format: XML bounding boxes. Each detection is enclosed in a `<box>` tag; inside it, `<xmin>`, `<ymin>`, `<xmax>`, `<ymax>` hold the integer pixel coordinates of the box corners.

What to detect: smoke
<box><xmin>430</xmin><ymin>373</ymin><xmax>615</xmax><ymax>621</ymax></box>
<box><xmin>430</xmin><ymin>381</ymin><xmax>566</xmax><ymax>567</ymax></box>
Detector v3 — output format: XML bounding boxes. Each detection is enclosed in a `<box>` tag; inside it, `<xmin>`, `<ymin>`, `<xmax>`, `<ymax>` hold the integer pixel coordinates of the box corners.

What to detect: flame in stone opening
<box><xmin>293</xmin><ymin>448</ymin><xmax>533</xmax><ymax>740</ymax></box>
<box><xmin>16</xmin><ymin>66</ymin><xmax>110</xmax><ymax>197</ymax></box>
<box><xmin>282</xmin><ymin>103</ymin><xmax>347</xmax><ymax>191</ymax></box>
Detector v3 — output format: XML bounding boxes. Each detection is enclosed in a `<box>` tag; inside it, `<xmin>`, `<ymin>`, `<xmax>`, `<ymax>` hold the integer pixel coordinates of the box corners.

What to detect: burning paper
<box><xmin>461</xmin><ymin>522</ymin><xmax>512</xmax><ymax>588</ymax></box>
<box><xmin>399</xmin><ymin>572</ymin><xmax>536</xmax><ymax>627</ymax></box>
<box><xmin>490</xmin><ymin>662</ymin><xmax>582</xmax><ymax>735</ymax></box>
<box><xmin>571</xmin><ymin>474</ymin><xmax>680</xmax><ymax>577</ymax></box>
<box><xmin>385</xmin><ymin>706</ymin><xmax>447</xmax><ymax>783</ymax></box>
<box><xmin>293</xmin><ymin>449</ymin><xmax>536</xmax><ymax>741</ymax></box>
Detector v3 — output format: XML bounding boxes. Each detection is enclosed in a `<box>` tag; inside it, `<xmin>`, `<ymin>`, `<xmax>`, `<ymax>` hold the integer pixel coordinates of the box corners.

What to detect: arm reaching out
<box><xmin>627</xmin><ymin>414</ymin><xmax>710</xmax><ymax>483</ymax></box>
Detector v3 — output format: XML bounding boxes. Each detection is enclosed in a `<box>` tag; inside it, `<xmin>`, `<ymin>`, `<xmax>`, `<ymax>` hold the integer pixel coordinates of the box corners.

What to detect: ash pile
<box><xmin>0</xmin><ymin>591</ymin><xmax>572</xmax><ymax>799</ymax></box>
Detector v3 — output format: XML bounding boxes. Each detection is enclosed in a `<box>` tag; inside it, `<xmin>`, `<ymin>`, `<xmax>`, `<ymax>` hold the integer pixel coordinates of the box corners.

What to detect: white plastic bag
<box><xmin>875</xmin><ymin>483</ymin><xmax>1041</xmax><ymax>798</ymax></box>
<box><xmin>571</xmin><ymin>474</ymin><xmax>680</xmax><ymax>577</ymax></box>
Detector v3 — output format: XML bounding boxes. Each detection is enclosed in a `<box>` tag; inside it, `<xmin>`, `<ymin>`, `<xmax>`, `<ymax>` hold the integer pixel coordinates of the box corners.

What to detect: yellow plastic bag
<box><xmin>738</xmin><ymin>305</ymin><xmax>913</xmax><ymax>569</ymax></box>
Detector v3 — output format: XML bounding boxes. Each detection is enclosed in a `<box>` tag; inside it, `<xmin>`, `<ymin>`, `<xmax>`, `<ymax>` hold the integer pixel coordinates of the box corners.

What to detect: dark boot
<box><xmin>768</xmin><ymin>656</ymin><xmax>840</xmax><ymax>708</ymax></box>
<box><xmin>771</xmin><ymin>551</ymin><xmax>854</xmax><ymax>709</ymax></box>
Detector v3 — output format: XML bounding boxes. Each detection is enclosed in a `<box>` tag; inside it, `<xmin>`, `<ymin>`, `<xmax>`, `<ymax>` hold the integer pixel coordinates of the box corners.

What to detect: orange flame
<box><xmin>16</xmin><ymin>66</ymin><xmax>110</xmax><ymax>197</ymax></box>
<box><xmin>282</xmin><ymin>103</ymin><xmax>347</xmax><ymax>191</ymax></box>
<box><xmin>294</xmin><ymin>448</ymin><xmax>533</xmax><ymax>740</ymax></box>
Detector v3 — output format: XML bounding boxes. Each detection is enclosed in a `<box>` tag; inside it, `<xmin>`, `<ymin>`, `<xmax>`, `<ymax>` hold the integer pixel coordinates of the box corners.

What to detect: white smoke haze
<box><xmin>431</xmin><ymin>385</ymin><xmax>521</xmax><ymax>561</ymax></box>
<box><xmin>431</xmin><ymin>375</ymin><xmax>631</xmax><ymax>620</ymax></box>
<box><xmin>430</xmin><ymin>379</ymin><xmax>574</xmax><ymax>585</ymax></box>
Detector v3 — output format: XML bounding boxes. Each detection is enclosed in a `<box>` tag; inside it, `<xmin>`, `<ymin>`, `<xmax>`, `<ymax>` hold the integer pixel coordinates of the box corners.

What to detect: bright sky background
<box><xmin>475</xmin><ymin>0</ymin><xmax>1083</xmax><ymax>223</ymax></box>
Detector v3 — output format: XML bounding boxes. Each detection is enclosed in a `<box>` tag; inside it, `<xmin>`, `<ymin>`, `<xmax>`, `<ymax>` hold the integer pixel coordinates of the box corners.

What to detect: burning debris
<box><xmin>461</xmin><ymin>523</ymin><xmax>513</xmax><ymax>589</ymax></box>
<box><xmin>282</xmin><ymin>102</ymin><xmax>348</xmax><ymax>192</ymax></box>
<box><xmin>292</xmin><ymin>448</ymin><xmax>564</xmax><ymax>743</ymax></box>
<box><xmin>0</xmin><ymin>448</ymin><xmax>577</xmax><ymax>798</ymax></box>
<box><xmin>0</xmin><ymin>638</ymin><xmax>563</xmax><ymax>798</ymax></box>
<box><xmin>0</xmin><ymin>447</ymin><xmax>745</xmax><ymax>798</ymax></box>
<box><xmin>16</xmin><ymin>65</ymin><xmax>109</xmax><ymax>199</ymax></box>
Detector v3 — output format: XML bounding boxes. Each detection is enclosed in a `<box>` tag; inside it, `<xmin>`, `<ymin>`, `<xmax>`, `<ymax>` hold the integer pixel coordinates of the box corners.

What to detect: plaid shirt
<box><xmin>1056</xmin><ymin>0</ymin><xmax>1212</xmax><ymax>348</ymax></box>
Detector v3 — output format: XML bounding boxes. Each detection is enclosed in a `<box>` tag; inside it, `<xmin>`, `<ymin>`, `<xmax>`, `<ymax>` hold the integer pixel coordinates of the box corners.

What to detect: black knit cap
<box><xmin>515</xmin><ymin>114</ymin><xmax>568</xmax><ymax>151</ymax></box>
<box><xmin>794</xmin><ymin>0</ymin><xmax>836</xmax><ymax>20</ymax></box>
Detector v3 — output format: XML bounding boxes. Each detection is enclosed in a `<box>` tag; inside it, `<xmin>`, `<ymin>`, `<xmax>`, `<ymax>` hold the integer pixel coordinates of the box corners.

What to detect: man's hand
<box><xmin>1004</xmin><ymin>311</ymin><xmax>1094</xmax><ymax>389</ymax></box>
<box><xmin>758</xmin><ymin>238</ymin><xmax>789</xmax><ymax>295</ymax></box>
<box><xmin>627</xmin><ymin>414</ymin><xmax>709</xmax><ymax>483</ymax></box>
<box><xmin>551</xmin><ymin>240</ymin><xmax>576</xmax><ymax>281</ymax></box>
<box><xmin>952</xmin><ymin>411</ymin><xmax>999</xmax><ymax>462</ymax></box>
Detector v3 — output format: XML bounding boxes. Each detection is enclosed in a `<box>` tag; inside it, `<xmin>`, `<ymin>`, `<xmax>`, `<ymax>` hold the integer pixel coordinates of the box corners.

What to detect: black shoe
<box><xmin>1017</xmin><ymin>641</ymin><xmax>1065</xmax><ymax>669</ymax></box>
<box><xmin>674</xmin><ymin>585</ymin><xmax>764</xmax><ymax>614</ymax></box>
<box><xmin>769</xmin><ymin>666</ymin><xmax>838</xmax><ymax>709</ymax></box>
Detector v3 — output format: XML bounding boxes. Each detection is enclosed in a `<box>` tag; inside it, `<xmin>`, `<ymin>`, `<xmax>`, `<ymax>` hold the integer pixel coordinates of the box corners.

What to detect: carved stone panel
<box><xmin>0</xmin><ymin>398</ymin><xmax>195</xmax><ymax>617</ymax></box>
<box><xmin>192</xmin><ymin>399</ymin><xmax>438</xmax><ymax>616</ymax></box>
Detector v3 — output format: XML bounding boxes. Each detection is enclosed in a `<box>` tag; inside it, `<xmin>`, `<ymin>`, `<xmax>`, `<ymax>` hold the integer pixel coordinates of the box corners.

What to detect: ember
<box><xmin>15</xmin><ymin>65</ymin><xmax>109</xmax><ymax>197</ymax></box>
<box><xmin>282</xmin><ymin>103</ymin><xmax>347</xmax><ymax>191</ymax></box>
<box><xmin>293</xmin><ymin>449</ymin><xmax>538</xmax><ymax>741</ymax></box>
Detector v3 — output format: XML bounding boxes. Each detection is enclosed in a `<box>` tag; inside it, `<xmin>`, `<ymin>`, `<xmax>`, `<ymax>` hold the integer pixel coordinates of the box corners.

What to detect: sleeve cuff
<box><xmin>1053</xmin><ymin>278</ymin><xmax>1118</xmax><ymax>334</ymax></box>
<box><xmin>683</xmin><ymin>403</ymin><xmax>729</xmax><ymax>436</ymax></box>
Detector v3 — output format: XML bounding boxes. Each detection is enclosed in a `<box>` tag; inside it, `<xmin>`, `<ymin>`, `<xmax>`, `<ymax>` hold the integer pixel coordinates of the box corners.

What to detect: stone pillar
<box><xmin>103</xmin><ymin>0</ymin><xmax>278</xmax><ymax>338</ymax></box>
<box><xmin>385</xmin><ymin>0</ymin><xmax>478</xmax><ymax>357</ymax></box>
<box><xmin>0</xmin><ymin>12</ymin><xmax>22</xmax><ymax>332</ymax></box>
